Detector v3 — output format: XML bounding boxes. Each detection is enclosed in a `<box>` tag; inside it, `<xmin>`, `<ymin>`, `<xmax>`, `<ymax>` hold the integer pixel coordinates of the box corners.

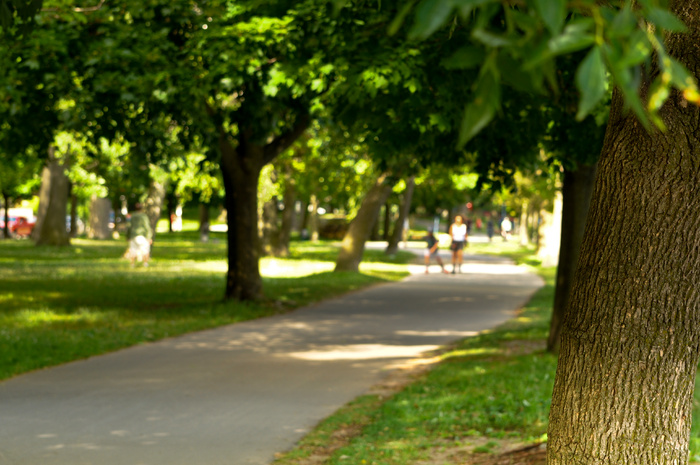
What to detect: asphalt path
<box><xmin>0</xmin><ymin>248</ymin><xmax>543</xmax><ymax>465</ymax></box>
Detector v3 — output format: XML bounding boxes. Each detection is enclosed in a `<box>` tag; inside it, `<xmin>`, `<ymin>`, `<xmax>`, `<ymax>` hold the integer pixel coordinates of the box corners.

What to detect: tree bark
<box><xmin>386</xmin><ymin>176</ymin><xmax>415</xmax><ymax>255</ymax></box>
<box><xmin>277</xmin><ymin>163</ymin><xmax>296</xmax><ymax>256</ymax></box>
<box><xmin>144</xmin><ymin>178</ymin><xmax>167</xmax><ymax>243</ymax></box>
<box><xmin>335</xmin><ymin>173</ymin><xmax>393</xmax><ymax>272</ymax></box>
<box><xmin>88</xmin><ymin>196</ymin><xmax>112</xmax><ymax>240</ymax></box>
<box><xmin>546</xmin><ymin>163</ymin><xmax>597</xmax><ymax>353</ymax></box>
<box><xmin>260</xmin><ymin>196</ymin><xmax>279</xmax><ymax>256</ymax></box>
<box><xmin>547</xmin><ymin>5</ymin><xmax>700</xmax><ymax>462</ymax></box>
<box><xmin>215</xmin><ymin>111</ymin><xmax>310</xmax><ymax>301</ymax></box>
<box><xmin>308</xmin><ymin>194</ymin><xmax>319</xmax><ymax>242</ymax></box>
<box><xmin>69</xmin><ymin>186</ymin><xmax>78</xmax><ymax>238</ymax></box>
<box><xmin>2</xmin><ymin>192</ymin><xmax>9</xmax><ymax>239</ymax></box>
<box><xmin>383</xmin><ymin>202</ymin><xmax>391</xmax><ymax>241</ymax></box>
<box><xmin>35</xmin><ymin>146</ymin><xmax>70</xmax><ymax>247</ymax></box>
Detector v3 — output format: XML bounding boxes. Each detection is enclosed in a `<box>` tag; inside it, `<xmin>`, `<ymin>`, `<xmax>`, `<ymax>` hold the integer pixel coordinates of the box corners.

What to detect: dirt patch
<box><xmin>415</xmin><ymin>439</ymin><xmax>546</xmax><ymax>465</ymax></box>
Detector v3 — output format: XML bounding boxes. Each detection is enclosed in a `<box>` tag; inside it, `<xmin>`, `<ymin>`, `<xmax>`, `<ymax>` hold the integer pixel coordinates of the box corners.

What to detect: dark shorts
<box><xmin>450</xmin><ymin>241</ymin><xmax>465</xmax><ymax>251</ymax></box>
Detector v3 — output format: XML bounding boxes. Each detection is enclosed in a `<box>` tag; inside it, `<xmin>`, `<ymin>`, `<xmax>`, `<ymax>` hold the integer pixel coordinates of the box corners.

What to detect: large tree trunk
<box><xmin>547</xmin><ymin>6</ymin><xmax>700</xmax><ymax>462</ymax></box>
<box><xmin>335</xmin><ymin>173</ymin><xmax>393</xmax><ymax>272</ymax></box>
<box><xmin>35</xmin><ymin>147</ymin><xmax>70</xmax><ymax>247</ymax></box>
<box><xmin>386</xmin><ymin>176</ymin><xmax>415</xmax><ymax>255</ymax></box>
<box><xmin>546</xmin><ymin>163</ymin><xmax>597</xmax><ymax>353</ymax></box>
<box><xmin>220</xmin><ymin>133</ymin><xmax>264</xmax><ymax>301</ymax></box>
<box><xmin>215</xmin><ymin>111</ymin><xmax>310</xmax><ymax>301</ymax></box>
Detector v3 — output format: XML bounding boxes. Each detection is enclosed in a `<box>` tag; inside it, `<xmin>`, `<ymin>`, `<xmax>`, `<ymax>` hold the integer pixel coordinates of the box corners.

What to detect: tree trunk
<box><xmin>144</xmin><ymin>178</ymin><xmax>167</xmax><ymax>243</ymax></box>
<box><xmin>277</xmin><ymin>164</ymin><xmax>296</xmax><ymax>257</ymax></box>
<box><xmin>260</xmin><ymin>197</ymin><xmax>279</xmax><ymax>256</ymax></box>
<box><xmin>69</xmin><ymin>186</ymin><xmax>78</xmax><ymax>238</ymax></box>
<box><xmin>546</xmin><ymin>163</ymin><xmax>597</xmax><ymax>353</ymax></box>
<box><xmin>537</xmin><ymin>187</ymin><xmax>563</xmax><ymax>267</ymax></box>
<box><xmin>198</xmin><ymin>202</ymin><xmax>210</xmax><ymax>232</ymax></box>
<box><xmin>220</xmin><ymin>133</ymin><xmax>264</xmax><ymax>300</ymax></box>
<box><xmin>382</xmin><ymin>202</ymin><xmax>391</xmax><ymax>241</ymax></box>
<box><xmin>35</xmin><ymin>147</ymin><xmax>70</xmax><ymax>247</ymax></box>
<box><xmin>519</xmin><ymin>200</ymin><xmax>530</xmax><ymax>247</ymax></box>
<box><xmin>335</xmin><ymin>173</ymin><xmax>393</xmax><ymax>272</ymax></box>
<box><xmin>88</xmin><ymin>196</ymin><xmax>112</xmax><ymax>239</ymax></box>
<box><xmin>308</xmin><ymin>194</ymin><xmax>319</xmax><ymax>242</ymax></box>
<box><xmin>2</xmin><ymin>192</ymin><xmax>9</xmax><ymax>239</ymax></box>
<box><xmin>386</xmin><ymin>176</ymin><xmax>415</xmax><ymax>255</ymax></box>
<box><xmin>547</xmin><ymin>5</ymin><xmax>700</xmax><ymax>461</ymax></box>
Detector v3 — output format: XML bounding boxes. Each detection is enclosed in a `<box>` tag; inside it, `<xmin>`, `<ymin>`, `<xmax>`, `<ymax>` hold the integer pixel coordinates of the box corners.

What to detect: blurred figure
<box><xmin>126</xmin><ymin>203</ymin><xmax>153</xmax><ymax>267</ymax></box>
<box><xmin>449</xmin><ymin>215</ymin><xmax>468</xmax><ymax>274</ymax></box>
<box><xmin>424</xmin><ymin>229</ymin><xmax>448</xmax><ymax>274</ymax></box>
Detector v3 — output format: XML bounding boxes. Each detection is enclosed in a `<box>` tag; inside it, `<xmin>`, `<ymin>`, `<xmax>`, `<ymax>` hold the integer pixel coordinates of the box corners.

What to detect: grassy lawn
<box><xmin>274</xmin><ymin>243</ymin><xmax>700</xmax><ymax>465</ymax></box>
<box><xmin>0</xmin><ymin>231</ymin><xmax>414</xmax><ymax>381</ymax></box>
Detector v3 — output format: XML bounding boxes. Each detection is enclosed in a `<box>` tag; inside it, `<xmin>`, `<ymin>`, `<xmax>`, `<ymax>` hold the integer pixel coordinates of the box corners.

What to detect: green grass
<box><xmin>0</xmin><ymin>232</ymin><xmax>413</xmax><ymax>381</ymax></box>
<box><xmin>274</xmin><ymin>261</ymin><xmax>557</xmax><ymax>465</ymax></box>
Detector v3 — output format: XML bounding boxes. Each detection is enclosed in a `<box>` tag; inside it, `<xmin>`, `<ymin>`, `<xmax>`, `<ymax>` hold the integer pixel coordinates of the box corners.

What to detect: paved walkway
<box><xmin>0</xmin><ymin>249</ymin><xmax>543</xmax><ymax>465</ymax></box>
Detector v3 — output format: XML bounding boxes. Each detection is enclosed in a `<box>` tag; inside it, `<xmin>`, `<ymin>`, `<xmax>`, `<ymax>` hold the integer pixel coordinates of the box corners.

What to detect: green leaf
<box><xmin>533</xmin><ymin>0</ymin><xmax>566</xmax><ymax>35</ymax></box>
<box><xmin>388</xmin><ymin>0</ymin><xmax>417</xmax><ymax>36</ymax></box>
<box><xmin>408</xmin><ymin>0</ymin><xmax>454</xmax><ymax>40</ymax></box>
<box><xmin>472</xmin><ymin>28</ymin><xmax>513</xmax><ymax>47</ymax></box>
<box><xmin>609</xmin><ymin>6</ymin><xmax>637</xmax><ymax>38</ymax></box>
<box><xmin>547</xmin><ymin>19</ymin><xmax>595</xmax><ymax>56</ymax></box>
<box><xmin>647</xmin><ymin>7</ymin><xmax>687</xmax><ymax>32</ymax></box>
<box><xmin>575</xmin><ymin>47</ymin><xmax>607</xmax><ymax>120</ymax></box>
<box><xmin>440</xmin><ymin>46</ymin><xmax>485</xmax><ymax>69</ymax></box>
<box><xmin>660</xmin><ymin>54</ymin><xmax>697</xmax><ymax>90</ymax></box>
<box><xmin>454</xmin><ymin>0</ymin><xmax>495</xmax><ymax>19</ymax></box>
<box><xmin>458</xmin><ymin>72</ymin><xmax>500</xmax><ymax>147</ymax></box>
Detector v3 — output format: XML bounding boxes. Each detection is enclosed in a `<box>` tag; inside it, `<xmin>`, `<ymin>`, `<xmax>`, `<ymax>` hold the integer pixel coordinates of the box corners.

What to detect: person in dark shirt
<box><xmin>424</xmin><ymin>229</ymin><xmax>448</xmax><ymax>274</ymax></box>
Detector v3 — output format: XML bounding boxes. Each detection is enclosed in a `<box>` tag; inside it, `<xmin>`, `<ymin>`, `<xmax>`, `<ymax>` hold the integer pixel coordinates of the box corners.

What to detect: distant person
<box><xmin>501</xmin><ymin>216</ymin><xmax>512</xmax><ymax>242</ymax></box>
<box><xmin>487</xmin><ymin>218</ymin><xmax>495</xmax><ymax>242</ymax></box>
<box><xmin>126</xmin><ymin>203</ymin><xmax>153</xmax><ymax>267</ymax></box>
<box><xmin>448</xmin><ymin>215</ymin><xmax>468</xmax><ymax>274</ymax></box>
<box><xmin>424</xmin><ymin>229</ymin><xmax>448</xmax><ymax>274</ymax></box>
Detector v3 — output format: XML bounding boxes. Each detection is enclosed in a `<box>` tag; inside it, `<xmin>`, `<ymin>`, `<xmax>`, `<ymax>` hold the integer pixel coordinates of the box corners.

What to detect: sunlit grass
<box><xmin>0</xmin><ymin>235</ymin><xmax>412</xmax><ymax>380</ymax></box>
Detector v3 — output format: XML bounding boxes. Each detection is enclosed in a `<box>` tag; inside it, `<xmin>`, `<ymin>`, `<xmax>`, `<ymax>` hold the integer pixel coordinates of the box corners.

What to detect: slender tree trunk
<box><xmin>308</xmin><ymin>194</ymin><xmax>319</xmax><ymax>242</ymax></box>
<box><xmin>277</xmin><ymin>164</ymin><xmax>296</xmax><ymax>256</ymax></box>
<box><xmin>69</xmin><ymin>186</ymin><xmax>78</xmax><ymax>238</ymax></box>
<box><xmin>519</xmin><ymin>200</ymin><xmax>530</xmax><ymax>247</ymax></box>
<box><xmin>386</xmin><ymin>176</ymin><xmax>415</xmax><ymax>255</ymax></box>
<box><xmin>261</xmin><ymin>197</ymin><xmax>279</xmax><ymax>256</ymax></box>
<box><xmin>2</xmin><ymin>192</ymin><xmax>9</xmax><ymax>239</ymax></box>
<box><xmin>382</xmin><ymin>202</ymin><xmax>391</xmax><ymax>241</ymax></box>
<box><xmin>547</xmin><ymin>5</ymin><xmax>700</xmax><ymax>461</ymax></box>
<box><xmin>198</xmin><ymin>202</ymin><xmax>210</xmax><ymax>232</ymax></box>
<box><xmin>35</xmin><ymin>146</ymin><xmax>70</xmax><ymax>247</ymax></box>
<box><xmin>144</xmin><ymin>178</ymin><xmax>167</xmax><ymax>243</ymax></box>
<box><xmin>546</xmin><ymin>163</ymin><xmax>597</xmax><ymax>353</ymax></box>
<box><xmin>335</xmin><ymin>173</ymin><xmax>393</xmax><ymax>272</ymax></box>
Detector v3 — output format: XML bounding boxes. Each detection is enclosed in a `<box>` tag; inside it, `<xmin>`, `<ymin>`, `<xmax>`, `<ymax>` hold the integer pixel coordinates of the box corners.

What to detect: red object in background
<box><xmin>0</xmin><ymin>216</ymin><xmax>36</xmax><ymax>237</ymax></box>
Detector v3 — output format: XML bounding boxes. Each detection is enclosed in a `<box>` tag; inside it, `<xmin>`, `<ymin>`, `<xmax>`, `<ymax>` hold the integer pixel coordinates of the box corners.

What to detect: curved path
<box><xmin>0</xmin><ymin>251</ymin><xmax>542</xmax><ymax>465</ymax></box>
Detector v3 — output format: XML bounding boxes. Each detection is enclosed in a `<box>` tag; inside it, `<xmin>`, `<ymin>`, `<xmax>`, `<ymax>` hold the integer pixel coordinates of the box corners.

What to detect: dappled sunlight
<box><xmin>261</xmin><ymin>258</ymin><xmax>334</xmax><ymax>277</ymax></box>
<box><xmin>286</xmin><ymin>344</ymin><xmax>441</xmax><ymax>361</ymax></box>
<box><xmin>396</xmin><ymin>330</ymin><xmax>480</xmax><ymax>337</ymax></box>
<box><xmin>9</xmin><ymin>308</ymin><xmax>111</xmax><ymax>327</ymax></box>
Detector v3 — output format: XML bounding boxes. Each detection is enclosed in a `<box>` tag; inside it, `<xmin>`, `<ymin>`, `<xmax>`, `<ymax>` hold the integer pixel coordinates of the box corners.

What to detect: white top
<box><xmin>451</xmin><ymin>223</ymin><xmax>467</xmax><ymax>241</ymax></box>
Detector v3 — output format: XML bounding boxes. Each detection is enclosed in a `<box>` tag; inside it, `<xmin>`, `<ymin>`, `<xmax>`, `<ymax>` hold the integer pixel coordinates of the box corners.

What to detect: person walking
<box><xmin>126</xmin><ymin>203</ymin><xmax>153</xmax><ymax>267</ymax></box>
<box><xmin>424</xmin><ymin>229</ymin><xmax>448</xmax><ymax>274</ymax></box>
<box><xmin>448</xmin><ymin>215</ymin><xmax>467</xmax><ymax>274</ymax></box>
